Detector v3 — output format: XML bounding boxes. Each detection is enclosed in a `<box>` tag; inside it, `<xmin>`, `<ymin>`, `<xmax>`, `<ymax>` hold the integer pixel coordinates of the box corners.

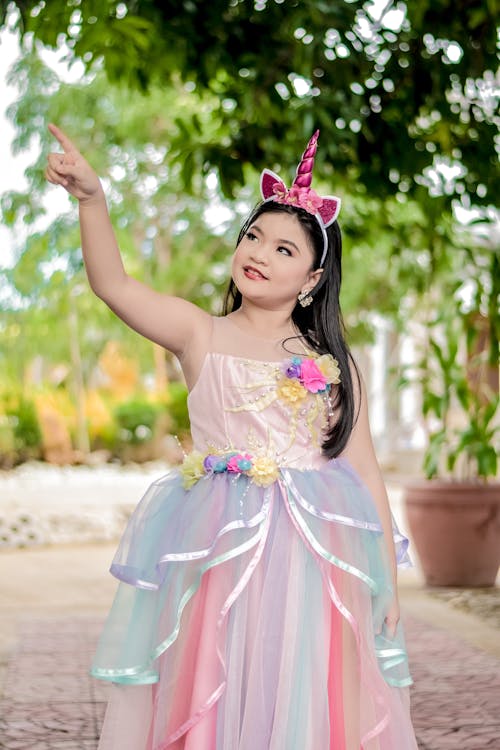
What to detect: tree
<box><xmin>0</xmin><ymin>50</ymin><xmax>234</xmax><ymax>423</ymax></box>
<box><xmin>1</xmin><ymin>0</ymin><xmax>497</xmax><ymax>205</ymax></box>
<box><xmin>1</xmin><ymin>43</ymin><xmax>446</xmax><ymax>377</ymax></box>
<box><xmin>2</xmin><ymin>24</ymin><xmax>492</xmax><ymax>466</ymax></box>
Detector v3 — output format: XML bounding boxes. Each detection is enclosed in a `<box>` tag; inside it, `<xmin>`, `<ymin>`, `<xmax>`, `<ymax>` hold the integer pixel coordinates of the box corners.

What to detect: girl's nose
<box><xmin>250</xmin><ymin>244</ymin><xmax>270</xmax><ymax>265</ymax></box>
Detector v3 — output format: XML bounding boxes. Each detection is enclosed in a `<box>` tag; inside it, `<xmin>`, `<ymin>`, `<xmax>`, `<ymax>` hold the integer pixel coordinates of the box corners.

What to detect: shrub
<box><xmin>10</xmin><ymin>398</ymin><xmax>43</xmax><ymax>449</ymax></box>
<box><xmin>113</xmin><ymin>398</ymin><xmax>163</xmax><ymax>445</ymax></box>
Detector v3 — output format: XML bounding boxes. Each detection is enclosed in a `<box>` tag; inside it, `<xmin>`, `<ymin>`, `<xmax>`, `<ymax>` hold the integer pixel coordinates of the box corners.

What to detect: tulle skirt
<box><xmin>92</xmin><ymin>457</ymin><xmax>418</xmax><ymax>749</ymax></box>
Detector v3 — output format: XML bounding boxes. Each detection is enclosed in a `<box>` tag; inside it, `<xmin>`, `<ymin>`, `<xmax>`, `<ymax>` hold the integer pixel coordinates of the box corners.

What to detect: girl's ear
<box><xmin>306</xmin><ymin>267</ymin><xmax>323</xmax><ymax>289</ymax></box>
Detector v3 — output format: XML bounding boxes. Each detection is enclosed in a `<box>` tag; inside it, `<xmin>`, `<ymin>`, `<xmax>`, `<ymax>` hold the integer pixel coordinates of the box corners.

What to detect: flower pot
<box><xmin>403</xmin><ymin>480</ymin><xmax>500</xmax><ymax>587</ymax></box>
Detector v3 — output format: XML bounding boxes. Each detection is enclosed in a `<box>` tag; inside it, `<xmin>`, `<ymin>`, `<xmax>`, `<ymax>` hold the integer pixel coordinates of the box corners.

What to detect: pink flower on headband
<box><xmin>292</xmin><ymin>186</ymin><xmax>324</xmax><ymax>212</ymax></box>
<box><xmin>272</xmin><ymin>183</ymin><xmax>287</xmax><ymax>201</ymax></box>
<box><xmin>273</xmin><ymin>184</ymin><xmax>324</xmax><ymax>214</ymax></box>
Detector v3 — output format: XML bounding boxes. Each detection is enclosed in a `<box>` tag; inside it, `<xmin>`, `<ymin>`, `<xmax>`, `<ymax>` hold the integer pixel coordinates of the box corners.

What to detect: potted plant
<box><xmin>400</xmin><ymin>219</ymin><xmax>500</xmax><ymax>587</ymax></box>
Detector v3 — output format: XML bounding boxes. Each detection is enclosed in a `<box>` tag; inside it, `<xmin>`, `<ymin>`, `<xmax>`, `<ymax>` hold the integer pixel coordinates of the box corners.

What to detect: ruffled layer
<box><xmin>92</xmin><ymin>457</ymin><xmax>417</xmax><ymax>750</ymax></box>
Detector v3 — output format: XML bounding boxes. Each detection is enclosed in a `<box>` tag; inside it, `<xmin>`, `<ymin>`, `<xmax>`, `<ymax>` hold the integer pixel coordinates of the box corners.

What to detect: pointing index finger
<box><xmin>48</xmin><ymin>122</ymin><xmax>78</xmax><ymax>153</ymax></box>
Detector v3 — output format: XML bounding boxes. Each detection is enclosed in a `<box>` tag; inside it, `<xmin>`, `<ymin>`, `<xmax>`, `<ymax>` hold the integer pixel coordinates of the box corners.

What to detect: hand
<box><xmin>376</xmin><ymin>594</ymin><xmax>400</xmax><ymax>640</ymax></box>
<box><xmin>45</xmin><ymin>123</ymin><xmax>103</xmax><ymax>203</ymax></box>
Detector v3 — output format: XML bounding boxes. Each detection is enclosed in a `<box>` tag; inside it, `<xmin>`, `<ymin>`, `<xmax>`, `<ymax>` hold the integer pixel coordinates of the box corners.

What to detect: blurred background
<box><xmin>0</xmin><ymin>0</ymin><xmax>498</xmax><ymax>549</ymax></box>
<box><xmin>0</xmin><ymin>5</ymin><xmax>499</xmax><ymax>747</ymax></box>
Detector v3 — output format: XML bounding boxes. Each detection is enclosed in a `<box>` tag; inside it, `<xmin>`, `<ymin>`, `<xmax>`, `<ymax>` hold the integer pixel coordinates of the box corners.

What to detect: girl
<box><xmin>45</xmin><ymin>124</ymin><xmax>419</xmax><ymax>750</ymax></box>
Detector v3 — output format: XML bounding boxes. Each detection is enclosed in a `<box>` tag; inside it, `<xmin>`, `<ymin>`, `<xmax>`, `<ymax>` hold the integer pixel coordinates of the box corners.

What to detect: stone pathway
<box><xmin>0</xmin><ymin>612</ymin><xmax>499</xmax><ymax>749</ymax></box>
<box><xmin>406</xmin><ymin>615</ymin><xmax>500</xmax><ymax>749</ymax></box>
<box><xmin>0</xmin><ymin>618</ymin><xmax>108</xmax><ymax>749</ymax></box>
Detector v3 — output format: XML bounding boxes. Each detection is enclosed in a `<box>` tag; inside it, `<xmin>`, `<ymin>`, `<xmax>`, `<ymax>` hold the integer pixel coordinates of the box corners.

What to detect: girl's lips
<box><xmin>243</xmin><ymin>265</ymin><xmax>268</xmax><ymax>280</ymax></box>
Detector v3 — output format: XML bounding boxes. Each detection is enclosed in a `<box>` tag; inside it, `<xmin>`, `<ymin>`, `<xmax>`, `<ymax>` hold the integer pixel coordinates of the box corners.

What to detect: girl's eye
<box><xmin>246</xmin><ymin>231</ymin><xmax>257</xmax><ymax>241</ymax></box>
<box><xmin>277</xmin><ymin>245</ymin><xmax>292</xmax><ymax>256</ymax></box>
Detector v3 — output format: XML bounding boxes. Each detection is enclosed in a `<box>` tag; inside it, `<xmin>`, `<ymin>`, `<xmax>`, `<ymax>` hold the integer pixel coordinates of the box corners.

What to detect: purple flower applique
<box><xmin>282</xmin><ymin>356</ymin><xmax>302</xmax><ymax>379</ymax></box>
<box><xmin>203</xmin><ymin>454</ymin><xmax>228</xmax><ymax>473</ymax></box>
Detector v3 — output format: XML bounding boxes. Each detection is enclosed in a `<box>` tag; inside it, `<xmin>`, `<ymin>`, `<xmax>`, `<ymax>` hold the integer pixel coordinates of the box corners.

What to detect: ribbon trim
<box><xmin>162</xmin><ymin>486</ymin><xmax>275</xmax><ymax>745</ymax></box>
<box><xmin>282</xmin><ymin>468</ymin><xmax>384</xmax><ymax>532</ymax></box>
<box><xmin>282</xmin><ymin>477</ymin><xmax>380</xmax><ymax>594</ymax></box>
<box><xmin>280</xmin><ymin>479</ymin><xmax>391</xmax><ymax>747</ymax></box>
<box><xmin>91</xmin><ymin>492</ymin><xmax>272</xmax><ymax>684</ymax></box>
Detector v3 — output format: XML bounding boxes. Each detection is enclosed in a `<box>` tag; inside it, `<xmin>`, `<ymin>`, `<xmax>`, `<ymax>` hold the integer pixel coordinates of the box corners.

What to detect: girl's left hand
<box><xmin>377</xmin><ymin>595</ymin><xmax>400</xmax><ymax>639</ymax></box>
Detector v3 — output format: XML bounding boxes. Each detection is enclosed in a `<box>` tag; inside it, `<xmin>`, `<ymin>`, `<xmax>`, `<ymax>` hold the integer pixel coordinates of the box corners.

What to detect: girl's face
<box><xmin>231</xmin><ymin>211</ymin><xmax>323</xmax><ymax>310</ymax></box>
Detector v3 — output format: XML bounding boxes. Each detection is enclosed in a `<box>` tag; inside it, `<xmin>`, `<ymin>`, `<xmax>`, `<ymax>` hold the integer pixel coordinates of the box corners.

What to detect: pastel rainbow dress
<box><xmin>92</xmin><ymin>316</ymin><xmax>419</xmax><ymax>750</ymax></box>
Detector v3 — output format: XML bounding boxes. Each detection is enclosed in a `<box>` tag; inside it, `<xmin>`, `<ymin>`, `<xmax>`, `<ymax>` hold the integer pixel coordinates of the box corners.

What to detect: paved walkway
<box><xmin>1</xmin><ymin>611</ymin><xmax>500</xmax><ymax>749</ymax></box>
<box><xmin>0</xmin><ymin>546</ymin><xmax>499</xmax><ymax>748</ymax></box>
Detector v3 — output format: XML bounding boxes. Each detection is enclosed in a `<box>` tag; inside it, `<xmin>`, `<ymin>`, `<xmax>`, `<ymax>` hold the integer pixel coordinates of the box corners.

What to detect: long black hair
<box><xmin>223</xmin><ymin>200</ymin><xmax>361</xmax><ymax>459</ymax></box>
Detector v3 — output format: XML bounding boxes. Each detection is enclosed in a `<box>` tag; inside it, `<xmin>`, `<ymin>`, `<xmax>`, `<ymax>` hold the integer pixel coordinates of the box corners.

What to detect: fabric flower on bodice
<box><xmin>248</xmin><ymin>455</ymin><xmax>280</xmax><ymax>486</ymax></box>
<box><xmin>279</xmin><ymin>353</ymin><xmax>340</xmax><ymax>399</ymax></box>
<box><xmin>300</xmin><ymin>359</ymin><xmax>328</xmax><ymax>393</ymax></box>
<box><xmin>315</xmin><ymin>354</ymin><xmax>341</xmax><ymax>385</ymax></box>
<box><xmin>227</xmin><ymin>453</ymin><xmax>253</xmax><ymax>472</ymax></box>
<box><xmin>225</xmin><ymin>352</ymin><xmax>341</xmax><ymax>455</ymax></box>
<box><xmin>181</xmin><ymin>448</ymin><xmax>278</xmax><ymax>489</ymax></box>
<box><xmin>181</xmin><ymin>451</ymin><xmax>205</xmax><ymax>488</ymax></box>
<box><xmin>276</xmin><ymin>376</ymin><xmax>309</xmax><ymax>405</ymax></box>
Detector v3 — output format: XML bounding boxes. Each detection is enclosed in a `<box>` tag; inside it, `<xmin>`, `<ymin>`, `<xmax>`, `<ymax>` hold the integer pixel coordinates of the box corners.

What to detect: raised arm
<box><xmin>44</xmin><ymin>124</ymin><xmax>211</xmax><ymax>369</ymax></box>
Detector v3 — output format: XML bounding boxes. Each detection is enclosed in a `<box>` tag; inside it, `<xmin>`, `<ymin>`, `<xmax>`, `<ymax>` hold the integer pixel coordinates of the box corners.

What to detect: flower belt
<box><xmin>181</xmin><ymin>449</ymin><xmax>280</xmax><ymax>489</ymax></box>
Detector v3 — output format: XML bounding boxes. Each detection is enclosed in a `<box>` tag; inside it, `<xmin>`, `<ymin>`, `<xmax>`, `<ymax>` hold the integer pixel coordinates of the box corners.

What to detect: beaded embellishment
<box><xmin>182</xmin><ymin>353</ymin><xmax>341</xmax><ymax>489</ymax></box>
<box><xmin>181</xmin><ymin>449</ymin><xmax>279</xmax><ymax>489</ymax></box>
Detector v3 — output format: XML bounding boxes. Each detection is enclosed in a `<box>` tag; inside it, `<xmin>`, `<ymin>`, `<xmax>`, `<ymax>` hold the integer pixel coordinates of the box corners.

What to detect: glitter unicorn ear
<box><xmin>259</xmin><ymin>130</ymin><xmax>341</xmax><ymax>266</ymax></box>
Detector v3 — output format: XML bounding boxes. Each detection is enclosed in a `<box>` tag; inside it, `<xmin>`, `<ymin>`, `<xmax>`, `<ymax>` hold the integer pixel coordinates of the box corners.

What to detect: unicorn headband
<box><xmin>260</xmin><ymin>130</ymin><xmax>341</xmax><ymax>267</ymax></box>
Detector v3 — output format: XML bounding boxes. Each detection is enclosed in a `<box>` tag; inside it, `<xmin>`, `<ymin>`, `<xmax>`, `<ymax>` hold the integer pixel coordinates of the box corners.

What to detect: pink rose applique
<box><xmin>300</xmin><ymin>358</ymin><xmax>328</xmax><ymax>393</ymax></box>
<box><xmin>274</xmin><ymin>185</ymin><xmax>324</xmax><ymax>215</ymax></box>
<box><xmin>299</xmin><ymin>188</ymin><xmax>324</xmax><ymax>213</ymax></box>
<box><xmin>227</xmin><ymin>453</ymin><xmax>252</xmax><ymax>473</ymax></box>
<box><xmin>272</xmin><ymin>183</ymin><xmax>287</xmax><ymax>201</ymax></box>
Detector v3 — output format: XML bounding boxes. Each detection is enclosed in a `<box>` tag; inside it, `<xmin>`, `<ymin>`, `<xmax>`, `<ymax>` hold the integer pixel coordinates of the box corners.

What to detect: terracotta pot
<box><xmin>403</xmin><ymin>480</ymin><xmax>500</xmax><ymax>587</ymax></box>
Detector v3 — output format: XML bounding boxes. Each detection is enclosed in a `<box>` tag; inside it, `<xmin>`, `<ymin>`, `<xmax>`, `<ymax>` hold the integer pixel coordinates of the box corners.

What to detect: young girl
<box><xmin>46</xmin><ymin>124</ymin><xmax>419</xmax><ymax>750</ymax></box>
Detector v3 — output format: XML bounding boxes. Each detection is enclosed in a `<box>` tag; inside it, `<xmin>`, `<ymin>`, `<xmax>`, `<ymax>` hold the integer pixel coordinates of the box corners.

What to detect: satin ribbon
<box><xmin>93</xmin><ymin>467</ymin><xmax>413</xmax><ymax>747</ymax></box>
<box><xmin>282</xmin><ymin>468</ymin><xmax>384</xmax><ymax>532</ymax></box>
<box><xmin>375</xmin><ymin>643</ymin><xmax>414</xmax><ymax>687</ymax></box>
<box><xmin>281</xmin><ymin>473</ymin><xmax>381</xmax><ymax>594</ymax></box>
<box><xmin>279</xmin><ymin>478</ymin><xmax>392</xmax><ymax>747</ymax></box>
<box><xmin>91</xmin><ymin>492</ymin><xmax>273</xmax><ymax>685</ymax></box>
<box><xmin>162</xmin><ymin>486</ymin><xmax>275</xmax><ymax>745</ymax></box>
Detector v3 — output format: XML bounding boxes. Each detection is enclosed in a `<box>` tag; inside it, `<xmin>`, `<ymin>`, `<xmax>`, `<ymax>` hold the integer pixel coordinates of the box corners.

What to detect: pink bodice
<box><xmin>188</xmin><ymin>349</ymin><xmax>333</xmax><ymax>471</ymax></box>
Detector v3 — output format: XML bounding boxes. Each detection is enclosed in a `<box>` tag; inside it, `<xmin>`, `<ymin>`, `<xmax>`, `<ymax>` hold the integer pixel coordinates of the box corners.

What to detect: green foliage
<box><xmin>0</xmin><ymin>49</ymin><xmax>235</xmax><ymax>391</ymax></box>
<box><xmin>420</xmin><ymin>309</ymin><xmax>498</xmax><ymax>480</ymax></box>
<box><xmin>2</xmin><ymin>0</ymin><xmax>498</xmax><ymax>204</ymax></box>
<box><xmin>0</xmin><ymin>421</ymin><xmax>15</xmax><ymax>455</ymax></box>
<box><xmin>0</xmin><ymin>392</ymin><xmax>42</xmax><ymax>465</ymax></box>
<box><xmin>8</xmin><ymin>397</ymin><xmax>42</xmax><ymax>448</ymax></box>
<box><xmin>399</xmin><ymin>217</ymin><xmax>499</xmax><ymax>481</ymax></box>
<box><xmin>166</xmin><ymin>381</ymin><xmax>190</xmax><ymax>437</ymax></box>
<box><xmin>0</xmin><ymin>7</ymin><xmax>497</xmax><ymax>474</ymax></box>
<box><xmin>113</xmin><ymin>398</ymin><xmax>163</xmax><ymax>444</ymax></box>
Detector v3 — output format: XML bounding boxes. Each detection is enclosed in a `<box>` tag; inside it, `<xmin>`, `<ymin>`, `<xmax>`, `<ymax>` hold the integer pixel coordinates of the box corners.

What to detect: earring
<box><xmin>298</xmin><ymin>290</ymin><xmax>313</xmax><ymax>307</ymax></box>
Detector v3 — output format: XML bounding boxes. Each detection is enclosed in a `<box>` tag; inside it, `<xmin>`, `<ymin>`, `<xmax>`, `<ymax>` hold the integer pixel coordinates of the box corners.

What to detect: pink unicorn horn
<box><xmin>292</xmin><ymin>129</ymin><xmax>320</xmax><ymax>188</ymax></box>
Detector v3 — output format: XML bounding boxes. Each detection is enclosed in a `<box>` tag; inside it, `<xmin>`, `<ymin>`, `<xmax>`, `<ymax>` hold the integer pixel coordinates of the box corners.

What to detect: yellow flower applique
<box><xmin>248</xmin><ymin>455</ymin><xmax>280</xmax><ymax>486</ymax></box>
<box><xmin>315</xmin><ymin>354</ymin><xmax>341</xmax><ymax>384</ymax></box>
<box><xmin>180</xmin><ymin>450</ymin><xmax>205</xmax><ymax>489</ymax></box>
<box><xmin>276</xmin><ymin>376</ymin><xmax>308</xmax><ymax>405</ymax></box>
